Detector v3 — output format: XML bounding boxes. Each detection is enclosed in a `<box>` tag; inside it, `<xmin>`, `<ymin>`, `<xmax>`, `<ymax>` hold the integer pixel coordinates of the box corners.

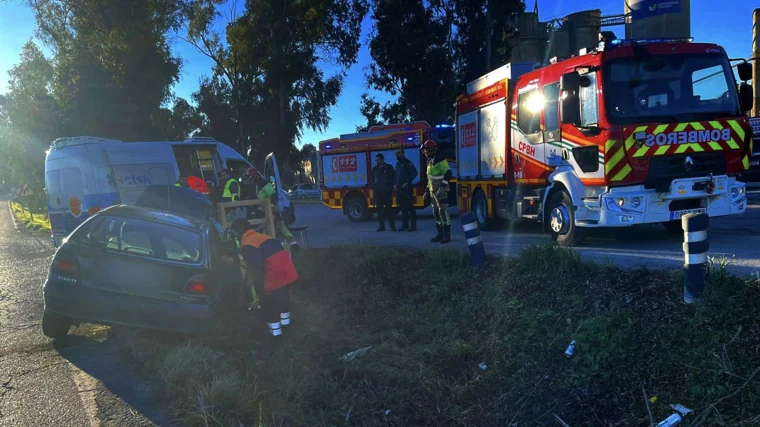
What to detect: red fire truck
<box><xmin>319</xmin><ymin>121</ymin><xmax>456</xmax><ymax>222</ymax></box>
<box><xmin>456</xmin><ymin>37</ymin><xmax>755</xmax><ymax>246</ymax></box>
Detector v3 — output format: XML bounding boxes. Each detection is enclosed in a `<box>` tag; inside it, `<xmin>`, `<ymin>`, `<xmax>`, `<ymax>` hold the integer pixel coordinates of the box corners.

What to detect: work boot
<box><xmin>267</xmin><ymin>321</ymin><xmax>282</xmax><ymax>337</ymax></box>
<box><xmin>431</xmin><ymin>225</ymin><xmax>443</xmax><ymax>243</ymax></box>
<box><xmin>440</xmin><ymin>224</ymin><xmax>451</xmax><ymax>244</ymax></box>
<box><xmin>377</xmin><ymin>220</ymin><xmax>385</xmax><ymax>232</ymax></box>
<box><xmin>280</xmin><ymin>312</ymin><xmax>291</xmax><ymax>327</ymax></box>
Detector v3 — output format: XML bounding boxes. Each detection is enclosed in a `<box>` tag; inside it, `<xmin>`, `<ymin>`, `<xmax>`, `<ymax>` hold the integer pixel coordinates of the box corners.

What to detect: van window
<box><xmin>150</xmin><ymin>167</ymin><xmax>170</xmax><ymax>185</ymax></box>
<box><xmin>227</xmin><ymin>159</ymin><xmax>249</xmax><ymax>178</ymax></box>
<box><xmin>517</xmin><ymin>89</ymin><xmax>541</xmax><ymax>135</ymax></box>
<box><xmin>543</xmin><ymin>82</ymin><xmax>560</xmax><ymax>132</ymax></box>
<box><xmin>46</xmin><ymin>169</ymin><xmax>62</xmax><ymax>209</ymax></box>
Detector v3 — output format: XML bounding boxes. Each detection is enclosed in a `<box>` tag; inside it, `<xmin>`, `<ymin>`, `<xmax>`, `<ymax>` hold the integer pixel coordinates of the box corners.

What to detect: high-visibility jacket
<box><xmin>174</xmin><ymin>182</ymin><xmax>181</xmax><ymax>187</ymax></box>
<box><xmin>426</xmin><ymin>151</ymin><xmax>452</xmax><ymax>196</ymax></box>
<box><xmin>239</xmin><ymin>230</ymin><xmax>298</xmax><ymax>293</ymax></box>
<box><xmin>222</xmin><ymin>178</ymin><xmax>240</xmax><ymax>201</ymax></box>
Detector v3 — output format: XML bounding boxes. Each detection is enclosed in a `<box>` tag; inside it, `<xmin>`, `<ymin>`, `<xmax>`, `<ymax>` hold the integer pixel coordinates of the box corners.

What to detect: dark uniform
<box><xmin>371</xmin><ymin>161</ymin><xmax>396</xmax><ymax>231</ymax></box>
<box><xmin>394</xmin><ymin>156</ymin><xmax>418</xmax><ymax>231</ymax></box>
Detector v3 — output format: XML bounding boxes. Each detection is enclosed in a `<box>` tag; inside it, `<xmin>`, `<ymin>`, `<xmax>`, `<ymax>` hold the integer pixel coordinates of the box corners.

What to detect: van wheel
<box><xmin>42</xmin><ymin>312</ymin><xmax>72</xmax><ymax>339</ymax></box>
<box><xmin>346</xmin><ymin>197</ymin><xmax>370</xmax><ymax>222</ymax></box>
<box><xmin>472</xmin><ymin>190</ymin><xmax>493</xmax><ymax>230</ymax></box>
<box><xmin>547</xmin><ymin>190</ymin><xmax>585</xmax><ymax>246</ymax></box>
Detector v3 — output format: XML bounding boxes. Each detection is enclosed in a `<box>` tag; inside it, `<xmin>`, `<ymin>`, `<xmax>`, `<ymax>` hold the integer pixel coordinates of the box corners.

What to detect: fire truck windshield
<box><xmin>603</xmin><ymin>53</ymin><xmax>742</xmax><ymax>125</ymax></box>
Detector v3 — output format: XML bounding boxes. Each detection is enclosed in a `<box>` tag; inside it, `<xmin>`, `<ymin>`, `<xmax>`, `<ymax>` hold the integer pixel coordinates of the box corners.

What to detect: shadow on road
<box><xmin>53</xmin><ymin>331</ymin><xmax>176</xmax><ymax>426</ymax></box>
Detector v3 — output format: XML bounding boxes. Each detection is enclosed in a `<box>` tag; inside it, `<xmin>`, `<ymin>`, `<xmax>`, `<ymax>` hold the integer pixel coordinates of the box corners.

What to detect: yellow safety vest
<box><xmin>222</xmin><ymin>178</ymin><xmax>240</xmax><ymax>201</ymax></box>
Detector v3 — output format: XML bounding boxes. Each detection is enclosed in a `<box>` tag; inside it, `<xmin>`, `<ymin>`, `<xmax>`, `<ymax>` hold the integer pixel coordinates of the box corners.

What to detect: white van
<box><xmin>45</xmin><ymin>136</ymin><xmax>287</xmax><ymax>247</ymax></box>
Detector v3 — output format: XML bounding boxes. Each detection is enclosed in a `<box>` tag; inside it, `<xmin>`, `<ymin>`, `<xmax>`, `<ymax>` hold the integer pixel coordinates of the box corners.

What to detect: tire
<box><xmin>472</xmin><ymin>190</ymin><xmax>493</xmax><ymax>231</ymax></box>
<box><xmin>547</xmin><ymin>190</ymin><xmax>585</xmax><ymax>246</ymax></box>
<box><xmin>346</xmin><ymin>196</ymin><xmax>371</xmax><ymax>222</ymax></box>
<box><xmin>662</xmin><ymin>220</ymin><xmax>683</xmax><ymax>234</ymax></box>
<box><xmin>42</xmin><ymin>311</ymin><xmax>72</xmax><ymax>339</ymax></box>
<box><xmin>299</xmin><ymin>194</ymin><xmax>307</xmax><ymax>200</ymax></box>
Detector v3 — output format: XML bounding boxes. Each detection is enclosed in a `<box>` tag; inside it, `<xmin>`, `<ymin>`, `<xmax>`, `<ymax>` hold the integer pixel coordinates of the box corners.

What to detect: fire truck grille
<box><xmin>645</xmin><ymin>152</ymin><xmax>726</xmax><ymax>192</ymax></box>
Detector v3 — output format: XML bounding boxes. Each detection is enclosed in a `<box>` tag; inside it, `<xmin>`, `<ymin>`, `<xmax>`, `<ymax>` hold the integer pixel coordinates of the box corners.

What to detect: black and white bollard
<box><xmin>682</xmin><ymin>212</ymin><xmax>709</xmax><ymax>304</ymax></box>
<box><xmin>460</xmin><ymin>213</ymin><xmax>485</xmax><ymax>266</ymax></box>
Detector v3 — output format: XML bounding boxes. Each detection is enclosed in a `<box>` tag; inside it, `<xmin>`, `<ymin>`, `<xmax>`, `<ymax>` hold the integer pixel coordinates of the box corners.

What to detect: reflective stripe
<box><xmin>684</xmin><ymin>230</ymin><xmax>707</xmax><ymax>243</ymax></box>
<box><xmin>463</xmin><ymin>222</ymin><xmax>478</xmax><ymax>232</ymax></box>
<box><xmin>467</xmin><ymin>236</ymin><xmax>482</xmax><ymax>245</ymax></box>
<box><xmin>685</xmin><ymin>253</ymin><xmax>708</xmax><ymax>265</ymax></box>
<box><xmin>441</xmin><ymin>180</ymin><xmax>449</xmax><ymax>185</ymax></box>
<box><xmin>280</xmin><ymin>312</ymin><xmax>291</xmax><ymax>326</ymax></box>
<box><xmin>428</xmin><ymin>175</ymin><xmax>444</xmax><ymax>179</ymax></box>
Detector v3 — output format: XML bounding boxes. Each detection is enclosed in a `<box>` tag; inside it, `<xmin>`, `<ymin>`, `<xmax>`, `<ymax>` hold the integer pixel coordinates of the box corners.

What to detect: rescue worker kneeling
<box><xmin>231</xmin><ymin>218</ymin><xmax>299</xmax><ymax>338</ymax></box>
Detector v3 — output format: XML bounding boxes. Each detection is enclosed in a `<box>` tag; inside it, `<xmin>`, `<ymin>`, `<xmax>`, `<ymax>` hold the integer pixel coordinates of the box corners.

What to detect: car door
<box><xmin>264</xmin><ymin>153</ymin><xmax>288</xmax><ymax>210</ymax></box>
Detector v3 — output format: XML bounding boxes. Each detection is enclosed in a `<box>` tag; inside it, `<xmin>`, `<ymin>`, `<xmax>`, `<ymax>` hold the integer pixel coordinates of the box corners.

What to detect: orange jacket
<box><xmin>240</xmin><ymin>230</ymin><xmax>299</xmax><ymax>293</ymax></box>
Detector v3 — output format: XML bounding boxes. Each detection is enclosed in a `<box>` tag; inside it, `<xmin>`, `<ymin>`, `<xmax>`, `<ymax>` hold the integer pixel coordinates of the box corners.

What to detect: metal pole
<box><xmin>682</xmin><ymin>212</ymin><xmax>709</xmax><ymax>304</ymax></box>
<box><xmin>753</xmin><ymin>8</ymin><xmax>759</xmax><ymax>117</ymax></box>
<box><xmin>460</xmin><ymin>212</ymin><xmax>486</xmax><ymax>266</ymax></box>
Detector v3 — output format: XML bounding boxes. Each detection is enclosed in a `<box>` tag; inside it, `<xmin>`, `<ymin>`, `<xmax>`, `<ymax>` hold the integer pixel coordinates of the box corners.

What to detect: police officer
<box><xmin>422</xmin><ymin>140</ymin><xmax>452</xmax><ymax>243</ymax></box>
<box><xmin>394</xmin><ymin>148</ymin><xmax>418</xmax><ymax>232</ymax></box>
<box><xmin>371</xmin><ymin>153</ymin><xmax>395</xmax><ymax>231</ymax></box>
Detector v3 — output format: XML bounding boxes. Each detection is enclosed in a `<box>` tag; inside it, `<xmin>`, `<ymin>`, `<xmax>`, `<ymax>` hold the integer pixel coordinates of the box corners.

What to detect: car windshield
<box><xmin>603</xmin><ymin>53</ymin><xmax>742</xmax><ymax>124</ymax></box>
<box><xmin>86</xmin><ymin>216</ymin><xmax>203</xmax><ymax>263</ymax></box>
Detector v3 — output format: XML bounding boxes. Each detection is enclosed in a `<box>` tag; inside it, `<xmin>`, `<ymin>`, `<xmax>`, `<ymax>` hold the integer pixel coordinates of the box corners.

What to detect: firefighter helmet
<box><xmin>244</xmin><ymin>167</ymin><xmax>259</xmax><ymax>177</ymax></box>
<box><xmin>422</xmin><ymin>139</ymin><xmax>438</xmax><ymax>150</ymax></box>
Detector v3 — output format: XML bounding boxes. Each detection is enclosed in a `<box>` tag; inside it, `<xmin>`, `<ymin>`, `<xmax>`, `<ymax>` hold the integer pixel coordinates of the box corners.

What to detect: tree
<box><xmin>185</xmin><ymin>0</ymin><xmax>368</xmax><ymax>163</ymax></box>
<box><xmin>358</xmin><ymin>0</ymin><xmax>524</xmax><ymax>129</ymax></box>
<box><xmin>8</xmin><ymin>0</ymin><xmax>189</xmax><ymax>141</ymax></box>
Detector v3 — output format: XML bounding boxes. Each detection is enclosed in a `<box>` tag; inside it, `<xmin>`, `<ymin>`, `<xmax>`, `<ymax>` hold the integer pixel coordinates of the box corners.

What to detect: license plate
<box><xmin>670</xmin><ymin>208</ymin><xmax>706</xmax><ymax>221</ymax></box>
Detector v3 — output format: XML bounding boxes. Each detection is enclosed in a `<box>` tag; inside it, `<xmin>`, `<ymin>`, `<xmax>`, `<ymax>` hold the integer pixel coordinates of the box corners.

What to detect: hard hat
<box><xmin>422</xmin><ymin>139</ymin><xmax>438</xmax><ymax>150</ymax></box>
<box><xmin>244</xmin><ymin>167</ymin><xmax>259</xmax><ymax>177</ymax></box>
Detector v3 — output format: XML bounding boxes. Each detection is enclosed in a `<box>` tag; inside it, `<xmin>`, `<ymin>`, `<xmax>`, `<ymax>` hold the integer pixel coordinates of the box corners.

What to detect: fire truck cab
<box><xmin>457</xmin><ymin>37</ymin><xmax>754</xmax><ymax>246</ymax></box>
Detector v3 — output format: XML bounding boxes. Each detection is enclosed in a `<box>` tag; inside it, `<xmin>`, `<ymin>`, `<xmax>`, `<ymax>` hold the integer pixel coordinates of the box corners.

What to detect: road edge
<box><xmin>7</xmin><ymin>200</ymin><xmax>21</xmax><ymax>230</ymax></box>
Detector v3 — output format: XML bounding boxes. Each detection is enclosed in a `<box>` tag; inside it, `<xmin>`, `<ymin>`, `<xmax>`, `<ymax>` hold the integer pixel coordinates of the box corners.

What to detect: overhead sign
<box><xmin>19</xmin><ymin>184</ymin><xmax>33</xmax><ymax>197</ymax></box>
<box><xmin>630</xmin><ymin>0</ymin><xmax>681</xmax><ymax>20</ymax></box>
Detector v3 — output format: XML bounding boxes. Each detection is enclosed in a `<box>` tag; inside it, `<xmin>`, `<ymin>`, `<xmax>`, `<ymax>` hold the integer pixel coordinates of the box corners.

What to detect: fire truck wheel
<box><xmin>472</xmin><ymin>190</ymin><xmax>493</xmax><ymax>231</ymax></box>
<box><xmin>346</xmin><ymin>196</ymin><xmax>371</xmax><ymax>222</ymax></box>
<box><xmin>547</xmin><ymin>190</ymin><xmax>585</xmax><ymax>246</ymax></box>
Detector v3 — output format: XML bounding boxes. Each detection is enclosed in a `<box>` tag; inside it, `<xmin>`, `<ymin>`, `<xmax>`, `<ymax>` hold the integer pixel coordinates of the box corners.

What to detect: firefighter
<box><xmin>394</xmin><ymin>148</ymin><xmax>418</xmax><ymax>232</ymax></box>
<box><xmin>231</xmin><ymin>218</ymin><xmax>299</xmax><ymax>338</ymax></box>
<box><xmin>371</xmin><ymin>153</ymin><xmax>396</xmax><ymax>231</ymax></box>
<box><xmin>219</xmin><ymin>169</ymin><xmax>240</xmax><ymax>203</ymax></box>
<box><xmin>247</xmin><ymin>167</ymin><xmax>297</xmax><ymax>246</ymax></box>
<box><xmin>422</xmin><ymin>139</ymin><xmax>452</xmax><ymax>244</ymax></box>
<box><xmin>174</xmin><ymin>176</ymin><xmax>189</xmax><ymax>187</ymax></box>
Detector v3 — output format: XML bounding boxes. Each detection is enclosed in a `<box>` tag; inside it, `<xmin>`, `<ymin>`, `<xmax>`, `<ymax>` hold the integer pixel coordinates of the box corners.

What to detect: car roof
<box><xmin>97</xmin><ymin>204</ymin><xmax>209</xmax><ymax>232</ymax></box>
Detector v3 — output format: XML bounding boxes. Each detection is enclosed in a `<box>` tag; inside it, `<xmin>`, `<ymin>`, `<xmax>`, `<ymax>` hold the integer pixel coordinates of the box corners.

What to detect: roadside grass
<box><xmin>9</xmin><ymin>201</ymin><xmax>51</xmax><ymax>233</ymax></box>
<box><xmin>124</xmin><ymin>244</ymin><xmax>760</xmax><ymax>426</ymax></box>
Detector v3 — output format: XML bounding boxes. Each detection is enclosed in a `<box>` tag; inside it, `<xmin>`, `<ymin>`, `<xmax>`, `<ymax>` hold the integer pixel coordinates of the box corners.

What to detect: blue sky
<box><xmin>0</xmin><ymin>0</ymin><xmax>757</xmax><ymax>149</ymax></box>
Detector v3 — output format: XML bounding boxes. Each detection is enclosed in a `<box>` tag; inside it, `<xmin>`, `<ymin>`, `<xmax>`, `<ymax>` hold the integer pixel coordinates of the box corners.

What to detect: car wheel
<box><xmin>662</xmin><ymin>220</ymin><xmax>683</xmax><ymax>234</ymax></box>
<box><xmin>42</xmin><ymin>311</ymin><xmax>72</xmax><ymax>339</ymax></box>
<box><xmin>547</xmin><ymin>189</ymin><xmax>585</xmax><ymax>246</ymax></box>
<box><xmin>346</xmin><ymin>196</ymin><xmax>370</xmax><ymax>222</ymax></box>
<box><xmin>472</xmin><ymin>190</ymin><xmax>493</xmax><ymax>231</ymax></box>
<box><xmin>299</xmin><ymin>194</ymin><xmax>307</xmax><ymax>200</ymax></box>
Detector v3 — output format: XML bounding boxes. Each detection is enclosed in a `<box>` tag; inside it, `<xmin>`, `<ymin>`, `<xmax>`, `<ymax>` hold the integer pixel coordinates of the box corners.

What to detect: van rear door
<box><xmin>105</xmin><ymin>143</ymin><xmax>178</xmax><ymax>204</ymax></box>
<box><xmin>264</xmin><ymin>153</ymin><xmax>288</xmax><ymax>209</ymax></box>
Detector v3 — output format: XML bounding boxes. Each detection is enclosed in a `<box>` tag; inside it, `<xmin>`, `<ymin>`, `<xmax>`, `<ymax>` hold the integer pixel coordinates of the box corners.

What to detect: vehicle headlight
<box><xmin>731</xmin><ymin>188</ymin><xmax>739</xmax><ymax>198</ymax></box>
<box><xmin>604</xmin><ymin>197</ymin><xmax>643</xmax><ymax>215</ymax></box>
<box><xmin>630</xmin><ymin>197</ymin><xmax>641</xmax><ymax>208</ymax></box>
<box><xmin>617</xmin><ymin>198</ymin><xmax>625</xmax><ymax>207</ymax></box>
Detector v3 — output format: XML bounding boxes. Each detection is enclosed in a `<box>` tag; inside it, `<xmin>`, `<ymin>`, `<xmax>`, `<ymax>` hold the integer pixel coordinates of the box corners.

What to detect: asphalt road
<box><xmin>291</xmin><ymin>191</ymin><xmax>760</xmax><ymax>277</ymax></box>
<box><xmin>0</xmin><ymin>199</ymin><xmax>174</xmax><ymax>427</ymax></box>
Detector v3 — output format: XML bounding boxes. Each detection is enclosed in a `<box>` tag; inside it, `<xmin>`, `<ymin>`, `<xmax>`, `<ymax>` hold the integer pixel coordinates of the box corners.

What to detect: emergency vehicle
<box><xmin>44</xmin><ymin>136</ymin><xmax>287</xmax><ymax>247</ymax></box>
<box><xmin>743</xmin><ymin>117</ymin><xmax>760</xmax><ymax>181</ymax></box>
<box><xmin>456</xmin><ymin>37</ymin><xmax>754</xmax><ymax>246</ymax></box>
<box><xmin>319</xmin><ymin>121</ymin><xmax>456</xmax><ymax>222</ymax></box>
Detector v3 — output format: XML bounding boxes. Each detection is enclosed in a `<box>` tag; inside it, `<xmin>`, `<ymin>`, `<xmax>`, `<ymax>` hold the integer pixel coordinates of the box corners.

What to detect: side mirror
<box><xmin>560</xmin><ymin>93</ymin><xmax>581</xmax><ymax>126</ymax></box>
<box><xmin>737</xmin><ymin>62</ymin><xmax>752</xmax><ymax>82</ymax></box>
<box><xmin>739</xmin><ymin>83</ymin><xmax>754</xmax><ymax>112</ymax></box>
<box><xmin>560</xmin><ymin>71</ymin><xmax>580</xmax><ymax>92</ymax></box>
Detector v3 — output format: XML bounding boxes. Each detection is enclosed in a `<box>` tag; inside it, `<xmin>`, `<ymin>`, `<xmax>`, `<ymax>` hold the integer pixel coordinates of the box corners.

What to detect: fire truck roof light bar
<box><xmin>610</xmin><ymin>37</ymin><xmax>694</xmax><ymax>46</ymax></box>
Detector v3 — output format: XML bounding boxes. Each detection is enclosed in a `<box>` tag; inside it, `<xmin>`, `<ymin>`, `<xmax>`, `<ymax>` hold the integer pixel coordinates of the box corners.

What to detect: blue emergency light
<box><xmin>435</xmin><ymin>124</ymin><xmax>454</xmax><ymax>129</ymax></box>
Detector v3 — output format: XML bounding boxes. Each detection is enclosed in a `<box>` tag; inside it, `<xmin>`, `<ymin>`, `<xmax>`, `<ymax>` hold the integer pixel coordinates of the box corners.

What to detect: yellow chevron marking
<box><xmin>691</xmin><ymin>144</ymin><xmax>704</xmax><ymax>152</ymax></box>
<box><xmin>634</xmin><ymin>145</ymin><xmax>650</xmax><ymax>157</ymax></box>
<box><xmin>726</xmin><ymin>139</ymin><xmax>740</xmax><ymax>149</ymax></box>
<box><xmin>709</xmin><ymin>121</ymin><xmax>723</xmax><ymax>130</ymax></box>
<box><xmin>728</xmin><ymin>120</ymin><xmax>745</xmax><ymax>141</ymax></box>
<box><xmin>674</xmin><ymin>123</ymin><xmax>689</xmax><ymax>132</ymax></box>
<box><xmin>675</xmin><ymin>144</ymin><xmax>690</xmax><ymax>154</ymax></box>
<box><xmin>743</xmin><ymin>155</ymin><xmax>750</xmax><ymax>170</ymax></box>
<box><xmin>611</xmin><ymin>164</ymin><xmax>632</xmax><ymax>182</ymax></box>
<box><xmin>653</xmin><ymin>124</ymin><xmax>669</xmax><ymax>134</ymax></box>
<box><xmin>708</xmin><ymin>141</ymin><xmax>722</xmax><ymax>151</ymax></box>
<box><xmin>692</xmin><ymin>122</ymin><xmax>705</xmax><ymax>131</ymax></box>
<box><xmin>655</xmin><ymin>145</ymin><xmax>669</xmax><ymax>155</ymax></box>
<box><xmin>606</xmin><ymin>148</ymin><xmax>625</xmax><ymax>174</ymax></box>
<box><xmin>605</xmin><ymin>139</ymin><xmax>617</xmax><ymax>152</ymax></box>
<box><xmin>624</xmin><ymin>126</ymin><xmax>649</xmax><ymax>150</ymax></box>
